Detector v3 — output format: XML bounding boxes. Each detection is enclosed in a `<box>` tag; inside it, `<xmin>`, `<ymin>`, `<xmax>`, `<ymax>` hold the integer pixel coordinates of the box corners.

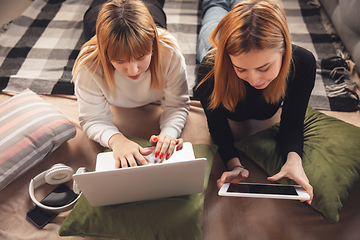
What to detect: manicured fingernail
<box><xmin>159</xmin><ymin>153</ymin><xmax>164</xmax><ymax>159</ymax></box>
<box><xmin>166</xmin><ymin>153</ymin><xmax>170</xmax><ymax>160</ymax></box>
<box><xmin>176</xmin><ymin>146</ymin><xmax>180</xmax><ymax>151</ymax></box>
<box><xmin>155</xmin><ymin>152</ymin><xmax>159</xmax><ymax>158</ymax></box>
<box><xmin>149</xmin><ymin>148</ymin><xmax>154</xmax><ymax>151</ymax></box>
<box><xmin>153</xmin><ymin>137</ymin><xmax>158</xmax><ymax>141</ymax></box>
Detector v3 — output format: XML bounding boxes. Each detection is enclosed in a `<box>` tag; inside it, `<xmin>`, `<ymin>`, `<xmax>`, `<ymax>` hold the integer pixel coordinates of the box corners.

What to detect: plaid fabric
<box><xmin>164</xmin><ymin>0</ymin><xmax>202</xmax><ymax>94</ymax></box>
<box><xmin>284</xmin><ymin>0</ymin><xmax>338</xmax><ymax>111</ymax></box>
<box><xmin>0</xmin><ymin>0</ymin><xmax>349</xmax><ymax>111</ymax></box>
<box><xmin>0</xmin><ymin>0</ymin><xmax>92</xmax><ymax>95</ymax></box>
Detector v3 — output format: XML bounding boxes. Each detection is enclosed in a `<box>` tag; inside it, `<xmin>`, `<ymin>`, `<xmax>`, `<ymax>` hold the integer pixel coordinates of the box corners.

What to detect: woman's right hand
<box><xmin>267</xmin><ymin>152</ymin><xmax>313</xmax><ymax>205</ymax></box>
<box><xmin>108</xmin><ymin>134</ymin><xmax>154</xmax><ymax>168</ymax></box>
<box><xmin>217</xmin><ymin>158</ymin><xmax>249</xmax><ymax>189</ymax></box>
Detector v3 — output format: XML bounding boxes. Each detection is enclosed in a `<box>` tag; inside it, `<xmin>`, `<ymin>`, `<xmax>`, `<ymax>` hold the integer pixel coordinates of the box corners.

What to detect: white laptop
<box><xmin>73</xmin><ymin>142</ymin><xmax>207</xmax><ymax>207</ymax></box>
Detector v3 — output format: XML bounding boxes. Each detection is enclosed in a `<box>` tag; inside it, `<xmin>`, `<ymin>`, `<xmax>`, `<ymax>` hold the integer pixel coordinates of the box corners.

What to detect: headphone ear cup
<box><xmin>73</xmin><ymin>167</ymin><xmax>87</xmax><ymax>194</ymax></box>
<box><xmin>45</xmin><ymin>163</ymin><xmax>74</xmax><ymax>185</ymax></box>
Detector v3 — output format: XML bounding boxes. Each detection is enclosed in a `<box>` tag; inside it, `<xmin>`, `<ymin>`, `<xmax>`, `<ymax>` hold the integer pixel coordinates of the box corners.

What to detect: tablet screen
<box><xmin>227</xmin><ymin>183</ymin><xmax>298</xmax><ymax>196</ymax></box>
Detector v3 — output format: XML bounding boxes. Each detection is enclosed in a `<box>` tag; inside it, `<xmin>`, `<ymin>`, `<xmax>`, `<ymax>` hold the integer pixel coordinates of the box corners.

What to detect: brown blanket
<box><xmin>0</xmin><ymin>92</ymin><xmax>360</xmax><ymax>240</ymax></box>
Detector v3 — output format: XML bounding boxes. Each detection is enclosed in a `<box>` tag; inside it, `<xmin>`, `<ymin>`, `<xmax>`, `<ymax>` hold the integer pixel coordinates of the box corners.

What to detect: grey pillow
<box><xmin>0</xmin><ymin>89</ymin><xmax>76</xmax><ymax>191</ymax></box>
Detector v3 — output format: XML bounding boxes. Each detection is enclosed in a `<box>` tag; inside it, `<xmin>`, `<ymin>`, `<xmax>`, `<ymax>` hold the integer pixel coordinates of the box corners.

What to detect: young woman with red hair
<box><xmin>194</xmin><ymin>0</ymin><xmax>315</xmax><ymax>204</ymax></box>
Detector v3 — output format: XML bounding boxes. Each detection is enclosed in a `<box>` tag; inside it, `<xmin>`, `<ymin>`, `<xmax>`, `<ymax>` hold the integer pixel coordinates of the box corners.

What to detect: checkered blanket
<box><xmin>0</xmin><ymin>0</ymin><xmax>92</xmax><ymax>95</ymax></box>
<box><xmin>0</xmin><ymin>0</ymin><xmax>351</xmax><ymax>111</ymax></box>
<box><xmin>284</xmin><ymin>0</ymin><xmax>345</xmax><ymax>111</ymax></box>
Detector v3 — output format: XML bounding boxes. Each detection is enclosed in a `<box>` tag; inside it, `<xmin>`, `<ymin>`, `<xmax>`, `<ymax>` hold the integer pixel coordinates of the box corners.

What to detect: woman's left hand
<box><xmin>267</xmin><ymin>152</ymin><xmax>313</xmax><ymax>205</ymax></box>
<box><xmin>149</xmin><ymin>134</ymin><xmax>183</xmax><ymax>162</ymax></box>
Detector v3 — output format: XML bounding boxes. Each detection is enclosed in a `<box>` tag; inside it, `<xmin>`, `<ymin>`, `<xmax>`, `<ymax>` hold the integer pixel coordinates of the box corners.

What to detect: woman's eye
<box><xmin>236</xmin><ymin>68</ymin><xmax>246</xmax><ymax>73</ymax></box>
<box><xmin>259</xmin><ymin>67</ymin><xmax>270</xmax><ymax>73</ymax></box>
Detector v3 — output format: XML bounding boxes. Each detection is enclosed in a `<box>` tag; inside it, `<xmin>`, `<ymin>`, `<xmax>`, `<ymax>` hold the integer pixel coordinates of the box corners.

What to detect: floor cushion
<box><xmin>235</xmin><ymin>107</ymin><xmax>360</xmax><ymax>223</ymax></box>
<box><xmin>59</xmin><ymin>137</ymin><xmax>217</xmax><ymax>240</ymax></box>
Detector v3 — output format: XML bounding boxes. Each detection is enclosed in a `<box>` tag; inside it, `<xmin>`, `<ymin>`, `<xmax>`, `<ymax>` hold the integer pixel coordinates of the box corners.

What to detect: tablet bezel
<box><xmin>218</xmin><ymin>182</ymin><xmax>310</xmax><ymax>200</ymax></box>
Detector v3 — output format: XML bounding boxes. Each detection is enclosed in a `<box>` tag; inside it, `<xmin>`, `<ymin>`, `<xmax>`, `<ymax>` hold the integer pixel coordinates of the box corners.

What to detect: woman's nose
<box><xmin>246</xmin><ymin>71</ymin><xmax>260</xmax><ymax>86</ymax></box>
<box><xmin>127</xmin><ymin>62</ymin><xmax>138</xmax><ymax>76</ymax></box>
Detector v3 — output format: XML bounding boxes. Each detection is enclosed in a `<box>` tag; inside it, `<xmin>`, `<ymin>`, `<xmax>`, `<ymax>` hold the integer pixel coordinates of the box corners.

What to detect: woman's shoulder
<box><xmin>75</xmin><ymin>45</ymin><xmax>99</xmax><ymax>74</ymax></box>
<box><xmin>198</xmin><ymin>52</ymin><xmax>215</xmax><ymax>71</ymax></box>
<box><xmin>196</xmin><ymin>51</ymin><xmax>215</xmax><ymax>85</ymax></box>
<box><xmin>288</xmin><ymin>45</ymin><xmax>316</xmax><ymax>88</ymax></box>
<box><xmin>193</xmin><ymin>53</ymin><xmax>216</xmax><ymax>100</ymax></box>
<box><xmin>157</xmin><ymin>28</ymin><xmax>183</xmax><ymax>58</ymax></box>
<box><xmin>74</xmin><ymin>56</ymin><xmax>103</xmax><ymax>87</ymax></box>
<box><xmin>157</xmin><ymin>28</ymin><xmax>181</xmax><ymax>53</ymax></box>
<box><xmin>291</xmin><ymin>45</ymin><xmax>316</xmax><ymax>68</ymax></box>
<box><xmin>290</xmin><ymin>45</ymin><xmax>316</xmax><ymax>77</ymax></box>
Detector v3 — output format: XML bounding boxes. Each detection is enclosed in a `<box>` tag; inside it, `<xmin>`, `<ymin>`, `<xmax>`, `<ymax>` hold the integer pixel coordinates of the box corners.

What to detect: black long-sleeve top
<box><xmin>194</xmin><ymin>45</ymin><xmax>316</xmax><ymax>166</ymax></box>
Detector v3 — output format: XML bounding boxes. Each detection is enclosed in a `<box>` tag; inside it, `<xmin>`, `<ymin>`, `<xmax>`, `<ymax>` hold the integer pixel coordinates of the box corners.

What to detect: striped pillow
<box><xmin>0</xmin><ymin>89</ymin><xmax>76</xmax><ymax>191</ymax></box>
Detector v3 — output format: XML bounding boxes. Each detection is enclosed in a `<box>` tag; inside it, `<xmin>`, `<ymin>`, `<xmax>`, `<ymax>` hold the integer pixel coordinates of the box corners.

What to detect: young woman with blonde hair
<box><xmin>74</xmin><ymin>0</ymin><xmax>190</xmax><ymax>168</ymax></box>
<box><xmin>194</xmin><ymin>0</ymin><xmax>315</xmax><ymax>204</ymax></box>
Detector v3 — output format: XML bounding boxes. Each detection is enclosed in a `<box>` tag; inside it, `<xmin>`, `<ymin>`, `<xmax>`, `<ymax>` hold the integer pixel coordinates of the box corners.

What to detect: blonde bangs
<box><xmin>107</xmin><ymin>29</ymin><xmax>154</xmax><ymax>62</ymax></box>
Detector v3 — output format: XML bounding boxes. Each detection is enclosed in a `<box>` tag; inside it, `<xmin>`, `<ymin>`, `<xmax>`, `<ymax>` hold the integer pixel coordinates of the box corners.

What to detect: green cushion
<box><xmin>59</xmin><ymin>137</ymin><xmax>217</xmax><ymax>239</ymax></box>
<box><xmin>235</xmin><ymin>107</ymin><xmax>360</xmax><ymax>223</ymax></box>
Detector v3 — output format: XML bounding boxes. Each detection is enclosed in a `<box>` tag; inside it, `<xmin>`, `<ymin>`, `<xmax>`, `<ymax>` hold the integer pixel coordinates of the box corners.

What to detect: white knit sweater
<box><xmin>74</xmin><ymin>30</ymin><xmax>190</xmax><ymax>148</ymax></box>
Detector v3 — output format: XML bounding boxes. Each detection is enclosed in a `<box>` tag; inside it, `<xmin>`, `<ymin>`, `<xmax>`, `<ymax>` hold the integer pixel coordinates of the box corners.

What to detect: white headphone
<box><xmin>29</xmin><ymin>163</ymin><xmax>86</xmax><ymax>213</ymax></box>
